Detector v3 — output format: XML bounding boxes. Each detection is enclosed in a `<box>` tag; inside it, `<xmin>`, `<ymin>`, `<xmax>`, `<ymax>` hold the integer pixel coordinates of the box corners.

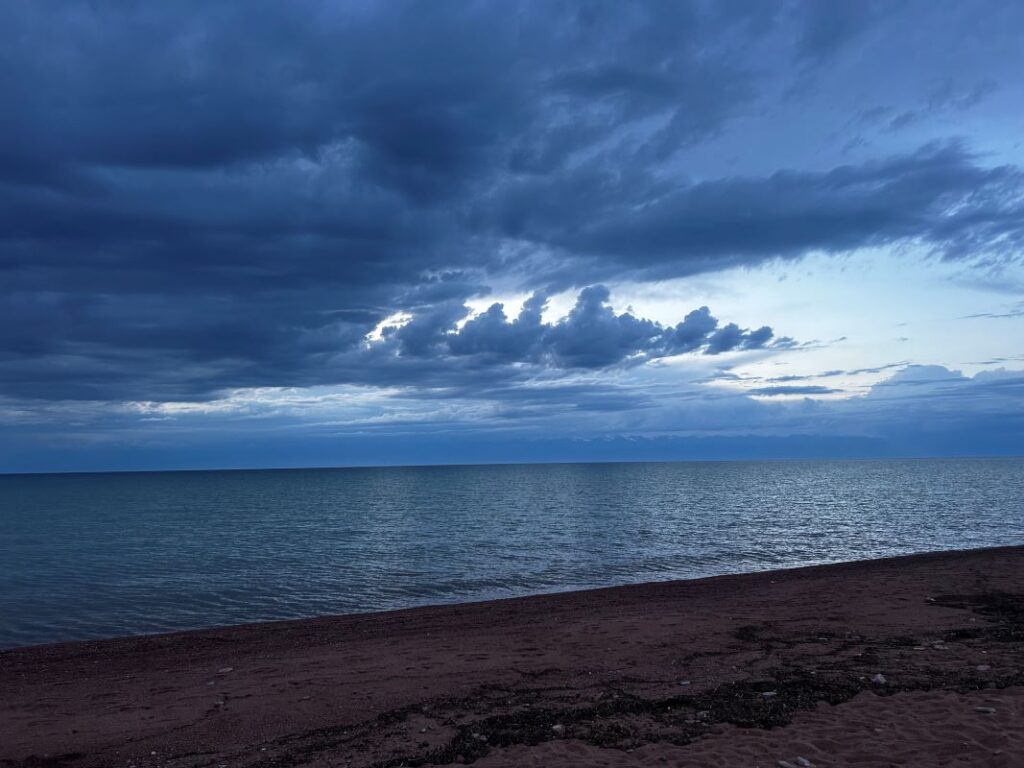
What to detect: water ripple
<box><xmin>1</xmin><ymin>458</ymin><xmax>1022</xmax><ymax>648</ymax></box>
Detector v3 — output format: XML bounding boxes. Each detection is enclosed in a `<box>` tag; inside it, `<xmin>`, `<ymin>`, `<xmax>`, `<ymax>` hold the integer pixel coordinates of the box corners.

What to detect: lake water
<box><xmin>1</xmin><ymin>458</ymin><xmax>1022</xmax><ymax>648</ymax></box>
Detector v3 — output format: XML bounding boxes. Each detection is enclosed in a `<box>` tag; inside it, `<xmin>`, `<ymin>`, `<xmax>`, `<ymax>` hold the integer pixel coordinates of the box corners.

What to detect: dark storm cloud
<box><xmin>1</xmin><ymin>1</ymin><xmax>1023</xmax><ymax>405</ymax></box>
<box><xmin>502</xmin><ymin>142</ymin><xmax>1024</xmax><ymax>285</ymax></box>
<box><xmin>0</xmin><ymin>0</ymin><xmax>778</xmax><ymax>401</ymax></box>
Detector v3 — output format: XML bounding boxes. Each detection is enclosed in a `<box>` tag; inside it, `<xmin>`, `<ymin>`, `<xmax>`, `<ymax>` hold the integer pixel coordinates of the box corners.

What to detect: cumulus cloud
<box><xmin>384</xmin><ymin>285</ymin><xmax>778</xmax><ymax>370</ymax></box>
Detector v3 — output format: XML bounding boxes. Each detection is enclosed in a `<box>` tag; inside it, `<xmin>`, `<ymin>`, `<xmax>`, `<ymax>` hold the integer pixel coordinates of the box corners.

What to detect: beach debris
<box><xmin>976</xmin><ymin>664</ymin><xmax>991</xmax><ymax>671</ymax></box>
<box><xmin>974</xmin><ymin>706</ymin><xmax>997</xmax><ymax>714</ymax></box>
<box><xmin>795</xmin><ymin>759</ymin><xmax>815</xmax><ymax>767</ymax></box>
<box><xmin>217</xmin><ymin>666</ymin><xmax>234</xmax><ymax>674</ymax></box>
<box><xmin>762</xmin><ymin>690</ymin><xmax>778</xmax><ymax>699</ymax></box>
<box><xmin>678</xmin><ymin>680</ymin><xmax>691</xmax><ymax>686</ymax></box>
<box><xmin>870</xmin><ymin>673</ymin><xmax>887</xmax><ymax>685</ymax></box>
<box><xmin>551</xmin><ymin>723</ymin><xmax>565</xmax><ymax>735</ymax></box>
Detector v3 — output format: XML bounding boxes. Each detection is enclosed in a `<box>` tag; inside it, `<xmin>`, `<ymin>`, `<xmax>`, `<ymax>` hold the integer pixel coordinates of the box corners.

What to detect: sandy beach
<box><xmin>2</xmin><ymin>546</ymin><xmax>1022</xmax><ymax>767</ymax></box>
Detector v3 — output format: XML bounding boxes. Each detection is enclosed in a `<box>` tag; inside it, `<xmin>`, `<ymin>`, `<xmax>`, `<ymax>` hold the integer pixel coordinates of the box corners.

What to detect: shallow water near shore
<box><xmin>2</xmin><ymin>457</ymin><xmax>1022</xmax><ymax>648</ymax></box>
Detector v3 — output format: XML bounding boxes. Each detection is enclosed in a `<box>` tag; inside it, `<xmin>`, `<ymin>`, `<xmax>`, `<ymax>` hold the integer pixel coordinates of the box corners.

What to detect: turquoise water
<box><xmin>1</xmin><ymin>458</ymin><xmax>1022</xmax><ymax>648</ymax></box>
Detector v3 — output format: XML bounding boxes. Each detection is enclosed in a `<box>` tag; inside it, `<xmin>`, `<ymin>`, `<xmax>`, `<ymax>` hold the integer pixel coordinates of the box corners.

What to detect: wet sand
<box><xmin>2</xmin><ymin>546</ymin><xmax>1023</xmax><ymax>767</ymax></box>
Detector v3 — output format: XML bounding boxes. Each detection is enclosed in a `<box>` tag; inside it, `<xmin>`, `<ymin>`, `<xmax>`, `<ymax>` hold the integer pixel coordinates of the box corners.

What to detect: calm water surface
<box><xmin>2</xmin><ymin>458</ymin><xmax>1022</xmax><ymax>648</ymax></box>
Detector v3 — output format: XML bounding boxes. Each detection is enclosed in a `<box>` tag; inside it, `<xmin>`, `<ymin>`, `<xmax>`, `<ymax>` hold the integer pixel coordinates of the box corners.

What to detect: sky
<box><xmin>1</xmin><ymin>0</ymin><xmax>1023</xmax><ymax>473</ymax></box>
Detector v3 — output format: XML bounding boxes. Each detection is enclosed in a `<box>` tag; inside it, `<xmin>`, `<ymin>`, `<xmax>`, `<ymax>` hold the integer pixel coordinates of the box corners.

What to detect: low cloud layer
<box><xmin>3</xmin><ymin>364</ymin><xmax>1021</xmax><ymax>473</ymax></box>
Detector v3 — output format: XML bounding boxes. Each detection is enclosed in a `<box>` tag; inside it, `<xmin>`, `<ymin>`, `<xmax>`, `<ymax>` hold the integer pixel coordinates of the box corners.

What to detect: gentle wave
<box><xmin>1</xmin><ymin>458</ymin><xmax>1022</xmax><ymax>648</ymax></box>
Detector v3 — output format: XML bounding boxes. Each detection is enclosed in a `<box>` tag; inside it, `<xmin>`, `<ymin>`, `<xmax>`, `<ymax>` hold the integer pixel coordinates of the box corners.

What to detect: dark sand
<box><xmin>2</xmin><ymin>547</ymin><xmax>1023</xmax><ymax>767</ymax></box>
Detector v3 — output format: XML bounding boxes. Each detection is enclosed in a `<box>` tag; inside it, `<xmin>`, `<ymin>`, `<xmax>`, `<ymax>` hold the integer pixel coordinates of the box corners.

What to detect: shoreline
<box><xmin>2</xmin><ymin>546</ymin><xmax>1023</xmax><ymax>766</ymax></box>
<box><xmin>5</xmin><ymin>544</ymin><xmax>1021</xmax><ymax>654</ymax></box>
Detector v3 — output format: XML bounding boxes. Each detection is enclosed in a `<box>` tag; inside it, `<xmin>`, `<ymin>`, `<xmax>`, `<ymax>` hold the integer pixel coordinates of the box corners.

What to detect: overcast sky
<box><xmin>2</xmin><ymin>1</ymin><xmax>1023</xmax><ymax>472</ymax></box>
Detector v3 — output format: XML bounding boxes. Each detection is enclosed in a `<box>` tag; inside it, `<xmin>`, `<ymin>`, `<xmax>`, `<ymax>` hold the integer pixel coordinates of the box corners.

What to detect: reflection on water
<box><xmin>1</xmin><ymin>458</ymin><xmax>1022</xmax><ymax>647</ymax></box>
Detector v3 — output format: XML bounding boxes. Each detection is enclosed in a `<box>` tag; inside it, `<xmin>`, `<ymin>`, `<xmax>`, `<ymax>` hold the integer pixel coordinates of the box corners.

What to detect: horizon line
<box><xmin>3</xmin><ymin>453</ymin><xmax>1022</xmax><ymax>479</ymax></box>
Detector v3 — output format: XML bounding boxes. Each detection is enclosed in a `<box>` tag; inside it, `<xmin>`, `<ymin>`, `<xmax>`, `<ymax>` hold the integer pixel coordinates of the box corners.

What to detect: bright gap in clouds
<box><xmin>142</xmin><ymin>248</ymin><xmax>1024</xmax><ymax>419</ymax></box>
<box><xmin>365</xmin><ymin>311</ymin><xmax>414</xmax><ymax>342</ymax></box>
<box><xmin>595</xmin><ymin>248</ymin><xmax>1024</xmax><ymax>400</ymax></box>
